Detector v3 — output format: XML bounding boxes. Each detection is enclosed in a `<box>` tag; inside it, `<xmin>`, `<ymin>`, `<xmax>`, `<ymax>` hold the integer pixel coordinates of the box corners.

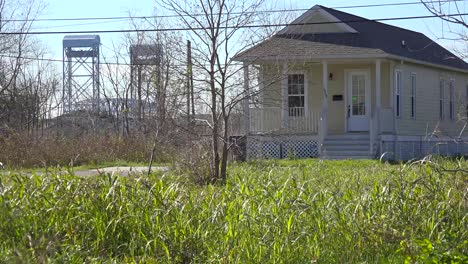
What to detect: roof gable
<box><xmin>235</xmin><ymin>5</ymin><xmax>468</xmax><ymax>71</ymax></box>
<box><xmin>279</xmin><ymin>5</ymin><xmax>357</xmax><ymax>34</ymax></box>
<box><xmin>278</xmin><ymin>5</ymin><xmax>468</xmax><ymax>71</ymax></box>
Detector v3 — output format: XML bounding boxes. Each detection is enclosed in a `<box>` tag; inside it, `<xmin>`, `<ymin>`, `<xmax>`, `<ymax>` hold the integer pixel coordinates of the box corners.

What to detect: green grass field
<box><xmin>0</xmin><ymin>159</ymin><xmax>466</xmax><ymax>263</ymax></box>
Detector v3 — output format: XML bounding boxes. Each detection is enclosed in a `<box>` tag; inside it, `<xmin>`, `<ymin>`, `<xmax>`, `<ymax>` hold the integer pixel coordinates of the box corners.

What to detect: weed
<box><xmin>0</xmin><ymin>159</ymin><xmax>466</xmax><ymax>263</ymax></box>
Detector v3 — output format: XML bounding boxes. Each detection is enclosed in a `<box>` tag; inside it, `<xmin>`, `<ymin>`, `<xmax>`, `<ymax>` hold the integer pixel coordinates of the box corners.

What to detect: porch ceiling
<box><xmin>234</xmin><ymin>36</ymin><xmax>387</xmax><ymax>63</ymax></box>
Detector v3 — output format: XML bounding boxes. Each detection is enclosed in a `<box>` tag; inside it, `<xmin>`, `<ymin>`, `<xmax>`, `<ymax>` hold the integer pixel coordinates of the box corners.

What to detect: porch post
<box><xmin>373</xmin><ymin>59</ymin><xmax>382</xmax><ymax>156</ymax></box>
<box><xmin>321</xmin><ymin>61</ymin><xmax>328</xmax><ymax>149</ymax></box>
<box><xmin>281</xmin><ymin>63</ymin><xmax>289</xmax><ymax>129</ymax></box>
<box><xmin>243</xmin><ymin>62</ymin><xmax>250</xmax><ymax>135</ymax></box>
<box><xmin>389</xmin><ymin>61</ymin><xmax>397</xmax><ymax>134</ymax></box>
<box><xmin>375</xmin><ymin>59</ymin><xmax>381</xmax><ymax>131</ymax></box>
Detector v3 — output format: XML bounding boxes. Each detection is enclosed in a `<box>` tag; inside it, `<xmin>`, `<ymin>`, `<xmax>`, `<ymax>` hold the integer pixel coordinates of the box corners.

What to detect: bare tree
<box><xmin>421</xmin><ymin>0</ymin><xmax>467</xmax><ymax>28</ymax></box>
<box><xmin>420</xmin><ymin>1</ymin><xmax>468</xmax><ymax>57</ymax></box>
<box><xmin>0</xmin><ymin>0</ymin><xmax>45</xmax><ymax>95</ymax></box>
<box><xmin>97</xmin><ymin>12</ymin><xmax>187</xmax><ymax>141</ymax></box>
<box><xmin>125</xmin><ymin>14</ymin><xmax>186</xmax><ymax>133</ymax></box>
<box><xmin>0</xmin><ymin>0</ymin><xmax>47</xmax><ymax>131</ymax></box>
<box><xmin>157</xmin><ymin>0</ymin><xmax>276</xmax><ymax>182</ymax></box>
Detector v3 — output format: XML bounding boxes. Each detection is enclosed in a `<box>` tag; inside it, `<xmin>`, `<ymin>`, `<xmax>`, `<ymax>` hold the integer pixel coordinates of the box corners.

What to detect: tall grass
<box><xmin>0</xmin><ymin>159</ymin><xmax>466</xmax><ymax>263</ymax></box>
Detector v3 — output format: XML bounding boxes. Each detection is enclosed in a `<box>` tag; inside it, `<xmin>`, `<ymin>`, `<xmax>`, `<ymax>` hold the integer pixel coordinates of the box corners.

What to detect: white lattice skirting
<box><xmin>247</xmin><ymin>135</ymin><xmax>319</xmax><ymax>160</ymax></box>
<box><xmin>381</xmin><ymin>139</ymin><xmax>468</xmax><ymax>161</ymax></box>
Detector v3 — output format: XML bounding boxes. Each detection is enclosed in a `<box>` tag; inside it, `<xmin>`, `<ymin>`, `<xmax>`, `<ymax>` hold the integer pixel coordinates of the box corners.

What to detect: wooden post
<box><xmin>243</xmin><ymin>62</ymin><xmax>250</xmax><ymax>135</ymax></box>
<box><xmin>389</xmin><ymin>61</ymin><xmax>396</xmax><ymax>134</ymax></box>
<box><xmin>321</xmin><ymin>61</ymin><xmax>328</xmax><ymax>152</ymax></box>
<box><xmin>376</xmin><ymin>59</ymin><xmax>381</xmax><ymax>127</ymax></box>
<box><xmin>373</xmin><ymin>59</ymin><xmax>382</xmax><ymax>155</ymax></box>
<box><xmin>281</xmin><ymin>63</ymin><xmax>289</xmax><ymax>129</ymax></box>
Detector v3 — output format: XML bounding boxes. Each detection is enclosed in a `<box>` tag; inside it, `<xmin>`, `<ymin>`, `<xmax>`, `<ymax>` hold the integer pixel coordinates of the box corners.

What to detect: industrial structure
<box><xmin>60</xmin><ymin>37</ymin><xmax>164</xmax><ymax>121</ymax></box>
<box><xmin>62</xmin><ymin>35</ymin><xmax>101</xmax><ymax>114</ymax></box>
<box><xmin>129</xmin><ymin>44</ymin><xmax>163</xmax><ymax>119</ymax></box>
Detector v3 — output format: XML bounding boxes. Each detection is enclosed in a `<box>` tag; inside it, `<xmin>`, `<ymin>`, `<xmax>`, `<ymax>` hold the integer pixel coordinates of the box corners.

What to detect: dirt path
<box><xmin>73</xmin><ymin>166</ymin><xmax>169</xmax><ymax>177</ymax></box>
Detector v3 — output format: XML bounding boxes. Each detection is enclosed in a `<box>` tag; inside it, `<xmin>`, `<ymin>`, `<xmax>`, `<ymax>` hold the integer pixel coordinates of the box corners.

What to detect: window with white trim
<box><xmin>449</xmin><ymin>80</ymin><xmax>455</xmax><ymax>120</ymax></box>
<box><xmin>440</xmin><ymin>79</ymin><xmax>445</xmax><ymax>120</ymax></box>
<box><xmin>288</xmin><ymin>74</ymin><xmax>305</xmax><ymax>117</ymax></box>
<box><xmin>395</xmin><ymin>70</ymin><xmax>402</xmax><ymax>117</ymax></box>
<box><xmin>410</xmin><ymin>73</ymin><xmax>416</xmax><ymax>118</ymax></box>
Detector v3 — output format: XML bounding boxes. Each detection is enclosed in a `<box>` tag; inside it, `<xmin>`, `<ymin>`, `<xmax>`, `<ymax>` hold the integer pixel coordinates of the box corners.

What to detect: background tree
<box><xmin>421</xmin><ymin>0</ymin><xmax>467</xmax><ymax>28</ymax></box>
<box><xmin>158</xmin><ymin>0</ymin><xmax>275</xmax><ymax>182</ymax></box>
<box><xmin>0</xmin><ymin>0</ymin><xmax>57</xmax><ymax>135</ymax></box>
<box><xmin>420</xmin><ymin>0</ymin><xmax>468</xmax><ymax>59</ymax></box>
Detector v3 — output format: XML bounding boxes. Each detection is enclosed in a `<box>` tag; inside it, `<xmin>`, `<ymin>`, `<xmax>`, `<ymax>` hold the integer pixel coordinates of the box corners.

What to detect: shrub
<box><xmin>0</xmin><ymin>132</ymin><xmax>174</xmax><ymax>168</ymax></box>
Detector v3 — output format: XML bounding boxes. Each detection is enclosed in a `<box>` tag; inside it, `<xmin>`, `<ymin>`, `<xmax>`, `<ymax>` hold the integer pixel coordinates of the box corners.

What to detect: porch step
<box><xmin>323</xmin><ymin>150</ymin><xmax>371</xmax><ymax>157</ymax></box>
<box><xmin>322</xmin><ymin>133</ymin><xmax>373</xmax><ymax>160</ymax></box>
<box><xmin>323</xmin><ymin>155</ymin><xmax>373</xmax><ymax>160</ymax></box>
<box><xmin>325</xmin><ymin>134</ymin><xmax>370</xmax><ymax>140</ymax></box>
<box><xmin>324</xmin><ymin>144</ymin><xmax>369</xmax><ymax>151</ymax></box>
<box><xmin>324</xmin><ymin>138</ymin><xmax>369</xmax><ymax>145</ymax></box>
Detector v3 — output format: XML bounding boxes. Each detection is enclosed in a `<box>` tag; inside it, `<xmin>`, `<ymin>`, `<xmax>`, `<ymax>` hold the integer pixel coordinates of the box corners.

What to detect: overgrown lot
<box><xmin>0</xmin><ymin>159</ymin><xmax>466</xmax><ymax>263</ymax></box>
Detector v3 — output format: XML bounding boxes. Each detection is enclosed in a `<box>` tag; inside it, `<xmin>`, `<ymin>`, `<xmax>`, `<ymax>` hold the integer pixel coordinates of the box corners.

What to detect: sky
<box><xmin>27</xmin><ymin>0</ymin><xmax>467</xmax><ymax>69</ymax></box>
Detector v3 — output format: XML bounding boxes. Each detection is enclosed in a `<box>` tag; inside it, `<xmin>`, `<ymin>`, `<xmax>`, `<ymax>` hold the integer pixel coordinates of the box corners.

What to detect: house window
<box><xmin>410</xmin><ymin>73</ymin><xmax>416</xmax><ymax>118</ymax></box>
<box><xmin>449</xmin><ymin>80</ymin><xmax>455</xmax><ymax>120</ymax></box>
<box><xmin>395</xmin><ymin>70</ymin><xmax>402</xmax><ymax>117</ymax></box>
<box><xmin>288</xmin><ymin>74</ymin><xmax>305</xmax><ymax>116</ymax></box>
<box><xmin>440</xmin><ymin>79</ymin><xmax>445</xmax><ymax>120</ymax></box>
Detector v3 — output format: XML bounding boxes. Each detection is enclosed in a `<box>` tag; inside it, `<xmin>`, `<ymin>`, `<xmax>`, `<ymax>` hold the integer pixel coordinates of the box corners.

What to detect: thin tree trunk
<box><xmin>186</xmin><ymin>40</ymin><xmax>191</xmax><ymax>125</ymax></box>
<box><xmin>137</xmin><ymin>66</ymin><xmax>142</xmax><ymax>121</ymax></box>
<box><xmin>220</xmin><ymin>116</ymin><xmax>229</xmax><ymax>182</ymax></box>
<box><xmin>210</xmin><ymin>82</ymin><xmax>220</xmax><ymax>181</ymax></box>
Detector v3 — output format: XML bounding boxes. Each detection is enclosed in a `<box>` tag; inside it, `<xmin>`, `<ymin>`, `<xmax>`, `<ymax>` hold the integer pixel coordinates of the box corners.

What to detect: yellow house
<box><xmin>235</xmin><ymin>5</ymin><xmax>468</xmax><ymax>160</ymax></box>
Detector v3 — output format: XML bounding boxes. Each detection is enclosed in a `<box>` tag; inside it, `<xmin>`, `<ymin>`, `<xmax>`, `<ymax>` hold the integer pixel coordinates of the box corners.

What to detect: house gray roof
<box><xmin>235</xmin><ymin>6</ymin><xmax>468</xmax><ymax>71</ymax></box>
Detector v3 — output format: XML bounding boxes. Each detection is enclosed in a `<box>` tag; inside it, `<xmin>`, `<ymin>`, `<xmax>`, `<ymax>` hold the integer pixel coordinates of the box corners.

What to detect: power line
<box><xmin>31</xmin><ymin>19</ymin><xmax>127</xmax><ymax>30</ymax></box>
<box><xmin>0</xmin><ymin>53</ymin><xmax>245</xmax><ymax>67</ymax></box>
<box><xmin>0</xmin><ymin>53</ymin><xmax>150</xmax><ymax>66</ymax></box>
<box><xmin>332</xmin><ymin>0</ymin><xmax>464</xmax><ymax>10</ymax></box>
<box><xmin>1</xmin><ymin>12</ymin><xmax>466</xmax><ymax>35</ymax></box>
<box><xmin>0</xmin><ymin>0</ymin><xmax>463</xmax><ymax>23</ymax></box>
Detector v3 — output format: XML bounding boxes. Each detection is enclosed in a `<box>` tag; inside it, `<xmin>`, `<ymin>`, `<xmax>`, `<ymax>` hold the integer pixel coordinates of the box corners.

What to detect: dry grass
<box><xmin>0</xmin><ymin>132</ymin><xmax>175</xmax><ymax>168</ymax></box>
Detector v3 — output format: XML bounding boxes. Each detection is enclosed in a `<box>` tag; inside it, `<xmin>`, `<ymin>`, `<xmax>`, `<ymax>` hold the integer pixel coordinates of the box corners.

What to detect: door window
<box><xmin>351</xmin><ymin>74</ymin><xmax>366</xmax><ymax>116</ymax></box>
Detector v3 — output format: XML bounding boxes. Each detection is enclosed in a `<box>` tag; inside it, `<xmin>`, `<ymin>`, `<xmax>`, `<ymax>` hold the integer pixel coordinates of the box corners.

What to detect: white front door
<box><xmin>347</xmin><ymin>71</ymin><xmax>370</xmax><ymax>132</ymax></box>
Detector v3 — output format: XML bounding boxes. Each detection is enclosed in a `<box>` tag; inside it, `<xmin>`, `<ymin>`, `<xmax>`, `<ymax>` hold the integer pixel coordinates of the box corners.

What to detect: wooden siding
<box><xmin>393</xmin><ymin>61</ymin><xmax>468</xmax><ymax>137</ymax></box>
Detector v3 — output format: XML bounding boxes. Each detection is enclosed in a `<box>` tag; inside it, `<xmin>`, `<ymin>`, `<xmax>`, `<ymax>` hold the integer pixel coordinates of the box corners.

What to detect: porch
<box><xmin>242</xmin><ymin>59</ymin><xmax>395</xmax><ymax>159</ymax></box>
<box><xmin>249</xmin><ymin>107</ymin><xmax>320</xmax><ymax>134</ymax></box>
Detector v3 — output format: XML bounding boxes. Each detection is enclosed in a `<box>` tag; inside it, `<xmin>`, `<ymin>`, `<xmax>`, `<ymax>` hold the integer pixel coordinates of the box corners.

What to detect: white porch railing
<box><xmin>249</xmin><ymin>107</ymin><xmax>282</xmax><ymax>133</ymax></box>
<box><xmin>249</xmin><ymin>107</ymin><xmax>320</xmax><ymax>134</ymax></box>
